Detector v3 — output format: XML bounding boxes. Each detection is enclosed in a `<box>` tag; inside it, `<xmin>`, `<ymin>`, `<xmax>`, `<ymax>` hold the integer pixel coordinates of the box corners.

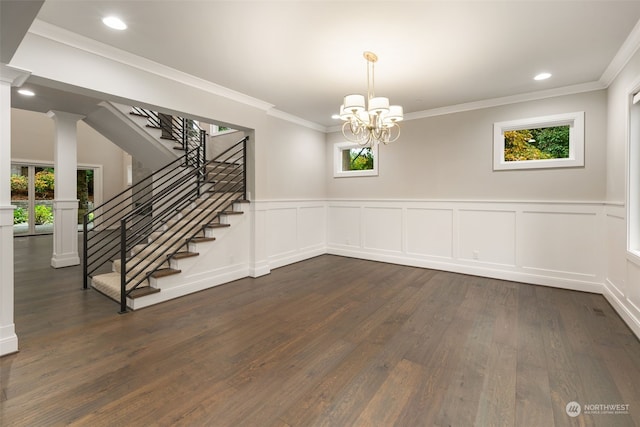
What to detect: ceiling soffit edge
<box><xmin>0</xmin><ymin>64</ymin><xmax>31</xmax><ymax>86</ymax></box>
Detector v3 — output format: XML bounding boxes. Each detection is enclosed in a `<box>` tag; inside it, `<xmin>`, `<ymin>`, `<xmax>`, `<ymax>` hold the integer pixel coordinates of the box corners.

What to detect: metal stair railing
<box><xmin>83</xmin><ymin>136</ymin><xmax>248</xmax><ymax>313</ymax></box>
<box><xmin>130</xmin><ymin>107</ymin><xmax>207</xmax><ymax>168</ymax></box>
<box><xmin>83</xmin><ymin>151</ymin><xmax>202</xmax><ymax>285</ymax></box>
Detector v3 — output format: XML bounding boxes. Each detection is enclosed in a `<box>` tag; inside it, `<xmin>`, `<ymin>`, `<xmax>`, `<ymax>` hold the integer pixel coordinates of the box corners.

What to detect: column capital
<box><xmin>46</xmin><ymin>110</ymin><xmax>86</xmax><ymax>122</ymax></box>
<box><xmin>0</xmin><ymin>64</ymin><xmax>31</xmax><ymax>86</ymax></box>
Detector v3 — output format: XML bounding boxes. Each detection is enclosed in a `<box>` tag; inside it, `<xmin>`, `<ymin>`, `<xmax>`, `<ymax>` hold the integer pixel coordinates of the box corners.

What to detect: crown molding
<box><xmin>404</xmin><ymin>82</ymin><xmax>605</xmax><ymax>122</ymax></box>
<box><xmin>600</xmin><ymin>18</ymin><xmax>640</xmax><ymax>86</ymax></box>
<box><xmin>327</xmin><ymin>81</ymin><xmax>605</xmax><ymax>133</ymax></box>
<box><xmin>267</xmin><ymin>109</ymin><xmax>327</xmax><ymax>132</ymax></box>
<box><xmin>28</xmin><ymin>19</ymin><xmax>275</xmax><ymax>112</ymax></box>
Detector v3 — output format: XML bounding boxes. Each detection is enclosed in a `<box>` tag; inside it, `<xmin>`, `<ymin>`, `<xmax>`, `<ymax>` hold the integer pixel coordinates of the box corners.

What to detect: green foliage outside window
<box><xmin>34</xmin><ymin>169</ymin><xmax>55</xmax><ymax>198</ymax></box>
<box><xmin>504</xmin><ymin>125</ymin><xmax>570</xmax><ymax>161</ymax></box>
<box><xmin>344</xmin><ymin>147</ymin><xmax>374</xmax><ymax>170</ymax></box>
<box><xmin>10</xmin><ymin>174</ymin><xmax>28</xmax><ymax>195</ymax></box>
<box><xmin>13</xmin><ymin>207</ymin><xmax>28</xmax><ymax>225</ymax></box>
<box><xmin>34</xmin><ymin>205</ymin><xmax>53</xmax><ymax>225</ymax></box>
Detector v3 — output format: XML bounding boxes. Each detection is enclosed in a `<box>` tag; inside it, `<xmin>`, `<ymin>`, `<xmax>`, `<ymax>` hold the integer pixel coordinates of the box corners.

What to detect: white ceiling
<box><xmin>16</xmin><ymin>1</ymin><xmax>640</xmax><ymax>127</ymax></box>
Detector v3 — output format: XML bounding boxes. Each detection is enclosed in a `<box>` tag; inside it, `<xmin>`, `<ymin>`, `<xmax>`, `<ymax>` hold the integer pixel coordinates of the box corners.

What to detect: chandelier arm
<box><xmin>383</xmin><ymin>122</ymin><xmax>401</xmax><ymax>144</ymax></box>
<box><xmin>342</xmin><ymin>121</ymin><xmax>370</xmax><ymax>145</ymax></box>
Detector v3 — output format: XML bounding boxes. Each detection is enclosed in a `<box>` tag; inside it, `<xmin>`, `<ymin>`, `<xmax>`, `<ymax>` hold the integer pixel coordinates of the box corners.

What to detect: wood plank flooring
<box><xmin>1</xmin><ymin>234</ymin><xmax>639</xmax><ymax>426</ymax></box>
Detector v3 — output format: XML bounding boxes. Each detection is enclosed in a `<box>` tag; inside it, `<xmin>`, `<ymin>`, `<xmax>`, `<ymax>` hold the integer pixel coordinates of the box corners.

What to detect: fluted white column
<box><xmin>47</xmin><ymin>110</ymin><xmax>85</xmax><ymax>268</ymax></box>
<box><xmin>0</xmin><ymin>65</ymin><xmax>30</xmax><ymax>356</ymax></box>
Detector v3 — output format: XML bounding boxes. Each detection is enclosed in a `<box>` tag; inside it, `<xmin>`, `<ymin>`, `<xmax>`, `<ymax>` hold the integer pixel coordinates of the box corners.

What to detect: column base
<box><xmin>0</xmin><ymin>324</ymin><xmax>18</xmax><ymax>356</ymax></box>
<box><xmin>51</xmin><ymin>253</ymin><xmax>80</xmax><ymax>268</ymax></box>
<box><xmin>51</xmin><ymin>199</ymin><xmax>79</xmax><ymax>268</ymax></box>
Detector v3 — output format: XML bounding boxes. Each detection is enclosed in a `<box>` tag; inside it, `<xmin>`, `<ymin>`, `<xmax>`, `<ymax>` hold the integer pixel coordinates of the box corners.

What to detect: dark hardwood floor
<box><xmin>1</xmin><ymin>234</ymin><xmax>639</xmax><ymax>426</ymax></box>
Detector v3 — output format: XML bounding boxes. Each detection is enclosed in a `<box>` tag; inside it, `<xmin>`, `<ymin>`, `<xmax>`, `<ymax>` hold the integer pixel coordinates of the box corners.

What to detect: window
<box><xmin>628</xmin><ymin>90</ymin><xmax>640</xmax><ymax>260</ymax></box>
<box><xmin>493</xmin><ymin>112</ymin><xmax>584</xmax><ymax>170</ymax></box>
<box><xmin>333</xmin><ymin>141</ymin><xmax>378</xmax><ymax>177</ymax></box>
<box><xmin>10</xmin><ymin>163</ymin><xmax>96</xmax><ymax>235</ymax></box>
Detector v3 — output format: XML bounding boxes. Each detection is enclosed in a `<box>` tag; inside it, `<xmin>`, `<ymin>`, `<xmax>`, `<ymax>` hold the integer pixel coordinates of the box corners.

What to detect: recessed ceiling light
<box><xmin>331</xmin><ymin>114</ymin><xmax>340</xmax><ymax>120</ymax></box>
<box><xmin>534</xmin><ymin>72</ymin><xmax>552</xmax><ymax>81</ymax></box>
<box><xmin>17</xmin><ymin>89</ymin><xmax>35</xmax><ymax>97</ymax></box>
<box><xmin>102</xmin><ymin>16</ymin><xmax>127</xmax><ymax>30</ymax></box>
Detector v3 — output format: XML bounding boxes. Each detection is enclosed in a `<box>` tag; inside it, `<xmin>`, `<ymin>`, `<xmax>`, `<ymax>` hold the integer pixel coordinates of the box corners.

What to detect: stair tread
<box><xmin>221</xmin><ymin>211</ymin><xmax>243</xmax><ymax>215</ymax></box>
<box><xmin>145</xmin><ymin>124</ymin><xmax>161</xmax><ymax>129</ymax></box>
<box><xmin>91</xmin><ymin>271</ymin><xmax>153</xmax><ymax>302</ymax></box>
<box><xmin>190</xmin><ymin>236</ymin><xmax>216</xmax><ymax>243</ymax></box>
<box><xmin>171</xmin><ymin>251</ymin><xmax>200</xmax><ymax>259</ymax></box>
<box><xmin>150</xmin><ymin>268</ymin><xmax>182</xmax><ymax>278</ymax></box>
<box><xmin>128</xmin><ymin>287</ymin><xmax>161</xmax><ymax>299</ymax></box>
<box><xmin>129</xmin><ymin>111</ymin><xmax>147</xmax><ymax>118</ymax></box>
<box><xmin>205</xmin><ymin>223</ymin><xmax>230</xmax><ymax>229</ymax></box>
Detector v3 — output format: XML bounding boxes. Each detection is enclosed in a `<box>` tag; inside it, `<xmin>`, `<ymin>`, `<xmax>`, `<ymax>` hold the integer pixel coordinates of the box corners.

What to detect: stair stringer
<box><xmin>126</xmin><ymin>204</ymin><xmax>251</xmax><ymax>310</ymax></box>
<box><xmin>107</xmin><ymin>102</ymin><xmax>185</xmax><ymax>153</ymax></box>
<box><xmin>84</xmin><ymin>101</ymin><xmax>178</xmax><ymax>170</ymax></box>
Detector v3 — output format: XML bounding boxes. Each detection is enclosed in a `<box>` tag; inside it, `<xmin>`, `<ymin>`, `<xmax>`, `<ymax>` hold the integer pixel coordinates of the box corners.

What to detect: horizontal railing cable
<box><xmin>84</xmin><ymin>134</ymin><xmax>247</xmax><ymax>312</ymax></box>
<box><xmin>121</xmin><ymin>147</ymin><xmax>245</xmax><ymax>297</ymax></box>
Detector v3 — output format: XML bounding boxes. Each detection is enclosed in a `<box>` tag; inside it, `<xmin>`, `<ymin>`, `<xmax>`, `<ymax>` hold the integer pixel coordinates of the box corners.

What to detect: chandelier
<box><xmin>338</xmin><ymin>51</ymin><xmax>403</xmax><ymax>146</ymax></box>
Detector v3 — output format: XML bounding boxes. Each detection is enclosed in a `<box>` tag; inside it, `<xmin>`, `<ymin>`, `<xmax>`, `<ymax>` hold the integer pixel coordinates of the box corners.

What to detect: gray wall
<box><xmin>327</xmin><ymin>90</ymin><xmax>607</xmax><ymax>201</ymax></box>
<box><xmin>264</xmin><ymin>116</ymin><xmax>326</xmax><ymax>200</ymax></box>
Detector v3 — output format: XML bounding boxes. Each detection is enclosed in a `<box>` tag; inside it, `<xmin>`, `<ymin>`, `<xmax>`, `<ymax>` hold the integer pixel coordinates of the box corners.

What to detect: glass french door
<box><xmin>10</xmin><ymin>164</ymin><xmax>55</xmax><ymax>235</ymax></box>
<box><xmin>10</xmin><ymin>165</ymin><xmax>31</xmax><ymax>235</ymax></box>
<box><xmin>10</xmin><ymin>163</ymin><xmax>95</xmax><ymax>236</ymax></box>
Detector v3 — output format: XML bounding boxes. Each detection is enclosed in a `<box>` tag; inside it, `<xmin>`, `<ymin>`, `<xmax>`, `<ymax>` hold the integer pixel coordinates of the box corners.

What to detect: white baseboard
<box><xmin>268</xmin><ymin>245</ymin><xmax>326</xmax><ymax>270</ymax></box>
<box><xmin>603</xmin><ymin>279</ymin><xmax>640</xmax><ymax>338</ymax></box>
<box><xmin>0</xmin><ymin>324</ymin><xmax>18</xmax><ymax>356</ymax></box>
<box><xmin>327</xmin><ymin>246</ymin><xmax>603</xmax><ymax>294</ymax></box>
<box><xmin>129</xmin><ymin>264</ymin><xmax>250</xmax><ymax>310</ymax></box>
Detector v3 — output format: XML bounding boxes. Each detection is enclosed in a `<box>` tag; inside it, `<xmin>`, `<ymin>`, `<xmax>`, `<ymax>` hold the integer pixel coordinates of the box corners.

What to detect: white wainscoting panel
<box><xmin>627</xmin><ymin>261</ymin><xmax>640</xmax><ymax>312</ymax></box>
<box><xmin>605</xmin><ymin>207</ymin><xmax>627</xmax><ymax>297</ymax></box>
<box><xmin>326</xmin><ymin>199</ymin><xmax>604</xmax><ymax>293</ymax></box>
<box><xmin>266</xmin><ymin>207</ymin><xmax>298</xmax><ymax>261</ymax></box>
<box><xmin>259</xmin><ymin>200</ymin><xmax>327</xmax><ymax>269</ymax></box>
<box><xmin>328</xmin><ymin>205</ymin><xmax>360</xmax><ymax>247</ymax></box>
<box><xmin>298</xmin><ymin>206</ymin><xmax>326</xmax><ymax>251</ymax></box>
<box><xmin>363</xmin><ymin>207</ymin><xmax>403</xmax><ymax>253</ymax></box>
<box><xmin>520</xmin><ymin>210</ymin><xmax>599</xmax><ymax>279</ymax></box>
<box><xmin>458</xmin><ymin>209</ymin><xmax>516</xmax><ymax>266</ymax></box>
<box><xmin>405</xmin><ymin>208</ymin><xmax>453</xmax><ymax>259</ymax></box>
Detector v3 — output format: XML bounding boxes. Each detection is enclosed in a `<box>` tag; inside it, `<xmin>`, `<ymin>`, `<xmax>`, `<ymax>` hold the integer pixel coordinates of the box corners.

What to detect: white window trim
<box><xmin>493</xmin><ymin>111</ymin><xmax>585</xmax><ymax>171</ymax></box>
<box><xmin>627</xmin><ymin>80</ymin><xmax>640</xmax><ymax>265</ymax></box>
<box><xmin>333</xmin><ymin>141</ymin><xmax>379</xmax><ymax>178</ymax></box>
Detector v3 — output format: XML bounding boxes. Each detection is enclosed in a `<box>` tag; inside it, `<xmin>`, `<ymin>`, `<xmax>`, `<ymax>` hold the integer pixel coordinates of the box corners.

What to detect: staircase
<box><xmin>83</xmin><ymin>134</ymin><xmax>249</xmax><ymax>312</ymax></box>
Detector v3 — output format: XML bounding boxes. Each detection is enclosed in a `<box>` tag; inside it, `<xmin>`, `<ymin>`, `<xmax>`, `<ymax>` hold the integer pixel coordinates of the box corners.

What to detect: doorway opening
<box><xmin>10</xmin><ymin>163</ymin><xmax>96</xmax><ymax>235</ymax></box>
